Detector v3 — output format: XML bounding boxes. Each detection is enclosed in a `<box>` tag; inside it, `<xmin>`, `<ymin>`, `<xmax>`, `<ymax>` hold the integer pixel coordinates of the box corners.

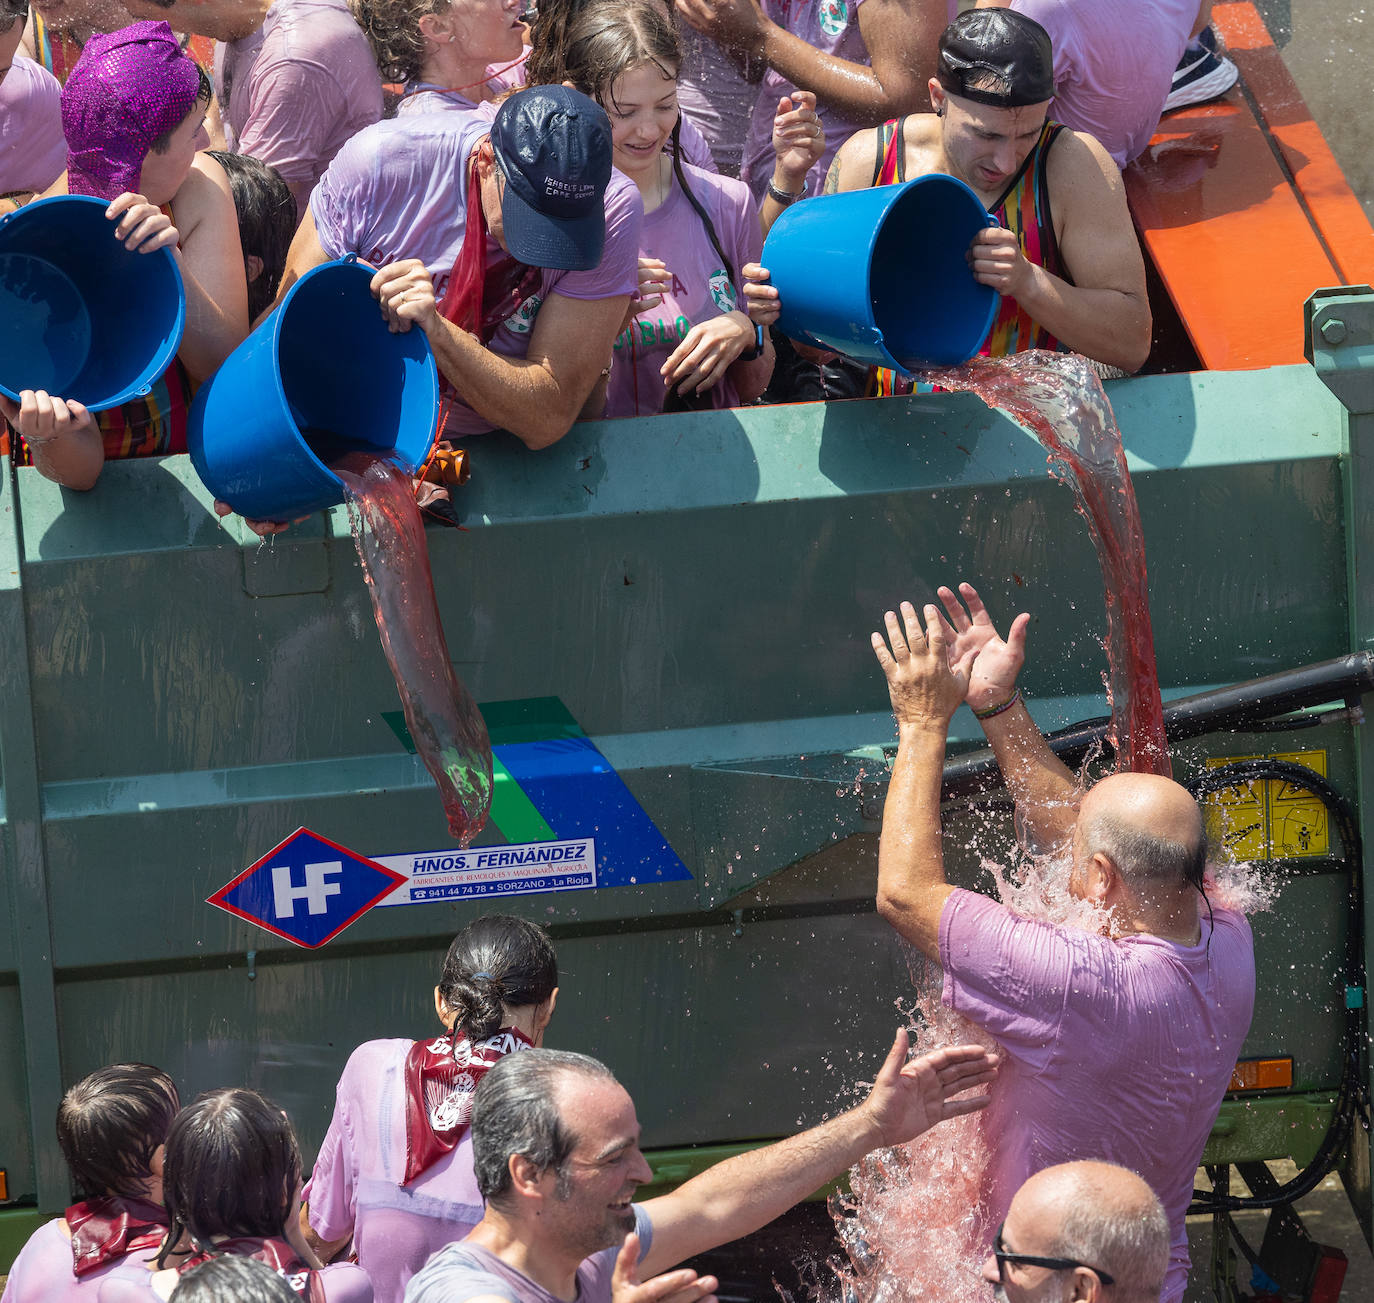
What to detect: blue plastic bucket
<box><xmin>762</xmin><ymin>175</ymin><xmax>999</xmax><ymax>373</ymax></box>
<box><xmin>188</xmin><ymin>258</ymin><xmax>440</xmax><ymax>521</ymax></box>
<box><xmin>0</xmin><ymin>194</ymin><xmax>186</xmax><ymax>410</ymax></box>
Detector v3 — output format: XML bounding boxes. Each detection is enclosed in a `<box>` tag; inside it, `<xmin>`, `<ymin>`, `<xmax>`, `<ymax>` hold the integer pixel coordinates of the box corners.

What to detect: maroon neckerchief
<box><xmin>181</xmin><ymin>1237</ymin><xmax>321</xmax><ymax>1301</ymax></box>
<box><xmin>66</xmin><ymin>1195</ymin><xmax>168</xmax><ymax>1276</ymax></box>
<box><xmin>438</xmin><ymin>154</ymin><xmax>541</xmax><ymax>351</ymax></box>
<box><xmin>403</xmin><ymin>1025</ymin><xmax>534</xmax><ymax>1184</ymax></box>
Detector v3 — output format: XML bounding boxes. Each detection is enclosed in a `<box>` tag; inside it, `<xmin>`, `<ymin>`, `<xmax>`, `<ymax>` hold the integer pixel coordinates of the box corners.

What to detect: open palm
<box><xmin>933</xmin><ymin>583</ymin><xmax>1030</xmax><ymax>712</ymax></box>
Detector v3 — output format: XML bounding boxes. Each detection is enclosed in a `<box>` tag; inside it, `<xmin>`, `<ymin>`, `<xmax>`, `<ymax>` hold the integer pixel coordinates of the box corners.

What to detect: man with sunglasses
<box><xmin>868</xmin><ymin>583</ymin><xmax>1255</xmax><ymax>1303</ymax></box>
<box><xmin>988</xmin><ymin>1161</ymin><xmax>1169</xmax><ymax>1303</ymax></box>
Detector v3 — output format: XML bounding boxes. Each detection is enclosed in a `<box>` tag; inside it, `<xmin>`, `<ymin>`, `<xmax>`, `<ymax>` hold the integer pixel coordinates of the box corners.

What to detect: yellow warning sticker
<box><xmin>1202</xmin><ymin>751</ymin><xmax>1329</xmax><ymax>859</ymax></box>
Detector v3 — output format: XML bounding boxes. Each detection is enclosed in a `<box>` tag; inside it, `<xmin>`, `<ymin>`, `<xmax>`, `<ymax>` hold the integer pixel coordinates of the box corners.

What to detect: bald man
<box><xmin>868</xmin><ymin>582</ymin><xmax>1254</xmax><ymax>1303</ymax></box>
<box><xmin>988</xmin><ymin>1161</ymin><xmax>1169</xmax><ymax>1303</ymax></box>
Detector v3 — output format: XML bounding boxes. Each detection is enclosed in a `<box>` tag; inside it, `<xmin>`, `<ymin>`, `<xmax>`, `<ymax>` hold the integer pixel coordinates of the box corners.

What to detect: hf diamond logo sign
<box><xmin>208</xmin><ymin>828</ymin><xmax>407</xmax><ymax>948</ymax></box>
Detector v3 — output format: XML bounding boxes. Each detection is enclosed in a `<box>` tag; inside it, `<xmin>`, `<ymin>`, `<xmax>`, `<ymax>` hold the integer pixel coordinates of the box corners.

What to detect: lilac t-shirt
<box><xmin>93</xmin><ymin>1243</ymin><xmax>372</xmax><ymax>1303</ymax></box>
<box><xmin>0</xmin><ymin>54</ymin><xmax>65</xmax><ymax>195</ymax></box>
<box><xmin>1010</xmin><ymin>0</ymin><xmax>1197</xmax><ymax>167</ymax></box>
<box><xmin>304</xmin><ymin>1039</ymin><xmax>485</xmax><ymax>1303</ymax></box>
<box><xmin>215</xmin><ymin>0</ymin><xmax>383</xmax><ymax>210</ymax></box>
<box><xmin>607</xmin><ymin>164</ymin><xmax>761</xmax><ymax>418</ymax></box>
<box><xmin>940</xmin><ymin>889</ymin><xmax>1255</xmax><ymax>1303</ymax></box>
<box><xmin>741</xmin><ymin>0</ymin><xmax>870</xmax><ymax>200</ymax></box>
<box><xmin>404</xmin><ymin>1205</ymin><xmax>653</xmax><ymax>1303</ymax></box>
<box><xmin>310</xmin><ymin>110</ymin><xmax>642</xmax><ymax>436</ymax></box>
<box><xmin>677</xmin><ymin>27</ymin><xmax>755</xmax><ymax>176</ymax></box>
<box><xmin>0</xmin><ymin>1217</ymin><xmax>119</xmax><ymax>1303</ymax></box>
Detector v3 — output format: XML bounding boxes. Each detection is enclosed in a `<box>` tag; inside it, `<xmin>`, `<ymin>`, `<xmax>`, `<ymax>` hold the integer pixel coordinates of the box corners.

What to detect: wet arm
<box><xmin>423</xmin><ymin>292</ymin><xmax>630</xmax><ymax>449</ymax></box>
<box><xmin>1013</xmin><ymin>132</ymin><xmax>1150</xmax><ymax>372</ymax></box>
<box><xmin>978</xmin><ymin>701</ymin><xmax>1080</xmax><ymax>852</ymax></box>
<box><xmin>173</xmin><ymin>157</ymin><xmax>250</xmax><ymax>382</ymax></box>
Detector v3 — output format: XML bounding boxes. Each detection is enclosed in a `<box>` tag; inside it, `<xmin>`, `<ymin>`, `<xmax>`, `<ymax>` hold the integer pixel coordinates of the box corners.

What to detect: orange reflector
<box><xmin>1229</xmin><ymin>1057</ymin><xmax>1294</xmax><ymax>1092</ymax></box>
<box><xmin>0</xmin><ymin>1167</ymin><xmax>7</xmax><ymax>1200</ymax></box>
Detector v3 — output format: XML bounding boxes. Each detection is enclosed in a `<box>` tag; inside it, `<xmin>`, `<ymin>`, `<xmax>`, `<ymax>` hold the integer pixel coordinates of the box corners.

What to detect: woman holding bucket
<box><xmin>533</xmin><ymin>0</ymin><xmax>779</xmax><ymax>417</ymax></box>
<box><xmin>0</xmin><ymin>21</ymin><xmax>247</xmax><ymax>491</ymax></box>
<box><xmin>299</xmin><ymin>915</ymin><xmax>558</xmax><ymax>1303</ymax></box>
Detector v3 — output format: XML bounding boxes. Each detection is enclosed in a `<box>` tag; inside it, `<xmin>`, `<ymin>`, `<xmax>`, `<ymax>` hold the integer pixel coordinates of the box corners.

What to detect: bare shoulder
<box><xmin>826</xmin><ymin>128</ymin><xmax>879</xmax><ymax>193</ymax></box>
<box><xmin>171</xmin><ymin>154</ymin><xmax>238</xmax><ymax>240</ymax></box>
<box><xmin>1045</xmin><ymin>127</ymin><xmax>1126</xmax><ymax>201</ymax></box>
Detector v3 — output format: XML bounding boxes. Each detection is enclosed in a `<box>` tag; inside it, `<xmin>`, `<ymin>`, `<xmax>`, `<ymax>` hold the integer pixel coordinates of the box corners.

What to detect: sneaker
<box><xmin>1165</xmin><ymin>26</ymin><xmax>1239</xmax><ymax>111</ymax></box>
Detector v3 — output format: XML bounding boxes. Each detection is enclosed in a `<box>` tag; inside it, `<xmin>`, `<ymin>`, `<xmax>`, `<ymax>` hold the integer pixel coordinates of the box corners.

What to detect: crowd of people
<box><xmin>0</xmin><ymin>585</ymin><xmax>1254</xmax><ymax>1303</ymax></box>
<box><xmin>0</xmin><ymin>0</ymin><xmax>1239</xmax><ymax>514</ymax></box>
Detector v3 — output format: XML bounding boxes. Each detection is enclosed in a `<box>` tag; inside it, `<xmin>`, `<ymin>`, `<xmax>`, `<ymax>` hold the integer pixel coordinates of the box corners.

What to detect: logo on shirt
<box><xmin>818</xmin><ymin>0</ymin><xmax>848</xmax><ymax>36</ymax></box>
<box><xmin>707</xmin><ymin>268</ymin><xmax>737</xmax><ymax>314</ymax></box>
<box><xmin>505</xmin><ymin>292</ymin><xmax>544</xmax><ymax>334</ymax></box>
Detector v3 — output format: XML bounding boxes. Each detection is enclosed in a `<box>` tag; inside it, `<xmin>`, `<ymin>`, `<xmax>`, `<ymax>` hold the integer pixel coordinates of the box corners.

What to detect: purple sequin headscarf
<box><xmin>61</xmin><ymin>20</ymin><xmax>202</xmax><ymax>201</ymax></box>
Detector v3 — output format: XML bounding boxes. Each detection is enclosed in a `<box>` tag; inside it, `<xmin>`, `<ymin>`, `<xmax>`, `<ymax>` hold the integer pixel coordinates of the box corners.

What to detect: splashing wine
<box><xmin>926</xmin><ymin>350</ymin><xmax>1170</xmax><ymax>777</ymax></box>
<box><xmin>334</xmin><ymin>451</ymin><xmax>493</xmax><ymax>844</ymax></box>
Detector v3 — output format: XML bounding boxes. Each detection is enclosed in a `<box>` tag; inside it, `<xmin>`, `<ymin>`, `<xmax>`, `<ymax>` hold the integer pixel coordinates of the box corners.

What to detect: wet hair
<box><xmin>470</xmin><ymin>1049</ymin><xmax>616</xmax><ymax>1204</ymax></box>
<box><xmin>525</xmin><ymin>0</ymin><xmax>586</xmax><ymax>87</ymax></box>
<box><xmin>169</xmin><ymin>1254</ymin><xmax>300</xmax><ymax>1303</ymax></box>
<box><xmin>546</xmin><ymin>2</ymin><xmax>740</xmax><ymax>325</ymax></box>
<box><xmin>0</xmin><ymin>0</ymin><xmax>28</xmax><ymax>33</ymax></box>
<box><xmin>57</xmin><ymin>1063</ymin><xmax>180</xmax><ymax>1201</ymax></box>
<box><xmin>157</xmin><ymin>1088</ymin><xmax>302</xmax><ymax>1266</ymax></box>
<box><xmin>437</xmin><ymin>914</ymin><xmax>557</xmax><ymax>1042</ymax></box>
<box><xmin>207</xmin><ymin>151</ymin><xmax>297</xmax><ymax>321</ymax></box>
<box><xmin>148</xmin><ymin>63</ymin><xmax>213</xmax><ymax>155</ymax></box>
<box><xmin>1039</xmin><ymin>1164</ymin><xmax>1169</xmax><ymax>1303</ymax></box>
<box><xmin>349</xmin><ymin>0</ymin><xmax>448</xmax><ymax>83</ymax></box>
<box><xmin>1078</xmin><ymin>808</ymin><xmax>1208</xmax><ymax>892</ymax></box>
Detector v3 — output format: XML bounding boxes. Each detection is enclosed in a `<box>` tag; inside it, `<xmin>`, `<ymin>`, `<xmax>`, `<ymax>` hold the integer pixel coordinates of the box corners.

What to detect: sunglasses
<box><xmin>993</xmin><ymin>1223</ymin><xmax>1116</xmax><ymax>1287</ymax></box>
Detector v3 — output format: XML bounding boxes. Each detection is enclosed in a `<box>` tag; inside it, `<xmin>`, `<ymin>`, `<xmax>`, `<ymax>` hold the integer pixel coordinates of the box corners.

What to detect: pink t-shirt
<box><xmin>607</xmin><ymin>164</ymin><xmax>761</xmax><ymax>418</ymax></box>
<box><xmin>0</xmin><ymin>54</ymin><xmax>65</xmax><ymax>195</ymax></box>
<box><xmin>303</xmin><ymin>1039</ymin><xmax>485</xmax><ymax>1303</ymax></box>
<box><xmin>1010</xmin><ymin>0</ymin><xmax>1197</xmax><ymax>167</ymax></box>
<box><xmin>0</xmin><ymin>1217</ymin><xmax>119</xmax><ymax>1303</ymax></box>
<box><xmin>741</xmin><ymin>0</ymin><xmax>870</xmax><ymax>200</ymax></box>
<box><xmin>310</xmin><ymin>110</ymin><xmax>642</xmax><ymax>436</ymax></box>
<box><xmin>215</xmin><ymin>0</ymin><xmax>383</xmax><ymax>211</ymax></box>
<box><xmin>940</xmin><ymin>889</ymin><xmax>1255</xmax><ymax>1303</ymax></box>
<box><xmin>677</xmin><ymin>28</ymin><xmax>756</xmax><ymax>176</ymax></box>
<box><xmin>397</xmin><ymin>48</ymin><xmax>530</xmax><ymax>117</ymax></box>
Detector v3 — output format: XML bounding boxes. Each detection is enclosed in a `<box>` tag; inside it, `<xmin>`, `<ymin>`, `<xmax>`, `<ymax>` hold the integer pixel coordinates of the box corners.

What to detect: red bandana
<box><xmin>438</xmin><ymin>154</ymin><xmax>541</xmax><ymax>351</ymax></box>
<box><xmin>403</xmin><ymin>1025</ymin><xmax>534</xmax><ymax>1185</ymax></box>
<box><xmin>66</xmin><ymin>1195</ymin><xmax>168</xmax><ymax>1276</ymax></box>
<box><xmin>181</xmin><ymin>1237</ymin><xmax>321</xmax><ymax>1301</ymax></box>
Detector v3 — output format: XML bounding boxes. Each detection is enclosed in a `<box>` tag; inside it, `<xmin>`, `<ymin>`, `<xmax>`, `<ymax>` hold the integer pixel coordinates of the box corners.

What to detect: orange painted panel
<box><xmin>1127</xmin><ymin>95</ymin><xmax>1340</xmax><ymax>369</ymax></box>
<box><xmin>1212</xmin><ymin>0</ymin><xmax>1374</xmax><ymax>285</ymax></box>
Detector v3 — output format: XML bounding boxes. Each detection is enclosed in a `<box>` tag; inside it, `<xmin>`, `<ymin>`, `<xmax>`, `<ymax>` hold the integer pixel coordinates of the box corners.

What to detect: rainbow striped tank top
<box><xmin>868</xmin><ymin>117</ymin><xmax>1067</xmax><ymax>397</ymax></box>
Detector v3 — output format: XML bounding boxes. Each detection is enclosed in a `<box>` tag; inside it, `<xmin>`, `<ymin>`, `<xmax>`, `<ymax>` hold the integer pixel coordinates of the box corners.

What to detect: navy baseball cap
<box><xmin>937</xmin><ymin>9</ymin><xmax>1055</xmax><ymax>109</ymax></box>
<box><xmin>489</xmin><ymin>86</ymin><xmax>613</xmax><ymax>272</ymax></box>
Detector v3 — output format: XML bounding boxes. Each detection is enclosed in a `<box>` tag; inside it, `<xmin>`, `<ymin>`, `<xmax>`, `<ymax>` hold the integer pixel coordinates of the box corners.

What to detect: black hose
<box><xmin>1183</xmin><ymin>759</ymin><xmax>1367</xmax><ymax>1213</ymax></box>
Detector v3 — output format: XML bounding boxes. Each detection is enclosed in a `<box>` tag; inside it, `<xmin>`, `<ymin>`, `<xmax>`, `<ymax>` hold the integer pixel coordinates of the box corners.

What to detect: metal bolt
<box><xmin>1320</xmin><ymin>318</ymin><xmax>1348</xmax><ymax>345</ymax></box>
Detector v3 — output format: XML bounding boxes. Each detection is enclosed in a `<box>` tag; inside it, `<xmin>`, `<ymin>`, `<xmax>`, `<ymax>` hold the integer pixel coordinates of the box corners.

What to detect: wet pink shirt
<box><xmin>940</xmin><ymin>889</ymin><xmax>1255</xmax><ymax>1303</ymax></box>
<box><xmin>311</xmin><ymin>110</ymin><xmax>641</xmax><ymax>436</ymax></box>
<box><xmin>1009</xmin><ymin>0</ymin><xmax>1198</xmax><ymax>166</ymax></box>
<box><xmin>0</xmin><ymin>1218</ymin><xmax>116</xmax><ymax>1303</ymax></box>
<box><xmin>93</xmin><ymin>1243</ymin><xmax>371</xmax><ymax>1302</ymax></box>
<box><xmin>607</xmin><ymin>163</ymin><xmax>761</xmax><ymax>418</ymax></box>
<box><xmin>0</xmin><ymin>54</ymin><xmax>65</xmax><ymax>195</ymax></box>
<box><xmin>304</xmin><ymin>1039</ymin><xmax>484</xmax><ymax>1303</ymax></box>
<box><xmin>215</xmin><ymin>0</ymin><xmax>383</xmax><ymax>212</ymax></box>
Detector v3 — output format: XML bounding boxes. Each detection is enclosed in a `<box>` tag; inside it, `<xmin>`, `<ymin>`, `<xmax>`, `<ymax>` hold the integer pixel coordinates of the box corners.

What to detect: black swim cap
<box><xmin>936</xmin><ymin>9</ymin><xmax>1055</xmax><ymax>109</ymax></box>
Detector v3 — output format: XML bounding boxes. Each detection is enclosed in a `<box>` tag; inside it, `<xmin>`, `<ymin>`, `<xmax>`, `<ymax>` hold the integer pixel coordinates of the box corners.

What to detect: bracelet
<box><xmin>738</xmin><ymin>321</ymin><xmax>765</xmax><ymax>361</ymax></box>
<box><xmin>973</xmin><ymin>688</ymin><xmax>1021</xmax><ymax>720</ymax></box>
<box><xmin>766</xmin><ymin>178</ymin><xmax>807</xmax><ymax>206</ymax></box>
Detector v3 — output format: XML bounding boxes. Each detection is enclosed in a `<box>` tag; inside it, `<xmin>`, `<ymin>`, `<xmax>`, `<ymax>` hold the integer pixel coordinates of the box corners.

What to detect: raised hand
<box><xmin>871</xmin><ymin>600</ymin><xmax>975</xmax><ymax>729</ymax></box>
<box><xmin>771</xmin><ymin>92</ymin><xmax>824</xmax><ymax>184</ymax></box>
<box><xmin>613</xmin><ymin>1233</ymin><xmax>718</xmax><ymax>1303</ymax></box>
<box><xmin>859</xmin><ymin>1029</ymin><xmax>997</xmax><ymax>1149</ymax></box>
<box><xmin>933</xmin><ymin>583</ymin><xmax>1029</xmax><ymax>714</ymax></box>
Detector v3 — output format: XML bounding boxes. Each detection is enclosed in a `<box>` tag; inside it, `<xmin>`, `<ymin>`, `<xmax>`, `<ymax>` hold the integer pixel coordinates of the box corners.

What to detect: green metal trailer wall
<box><xmin>0</xmin><ymin>354</ymin><xmax>1366</xmax><ymax>1258</ymax></box>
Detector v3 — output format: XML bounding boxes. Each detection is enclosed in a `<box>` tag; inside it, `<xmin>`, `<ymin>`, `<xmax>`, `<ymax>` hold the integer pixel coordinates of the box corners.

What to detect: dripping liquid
<box><xmin>332</xmin><ymin>449</ymin><xmax>493</xmax><ymax>845</ymax></box>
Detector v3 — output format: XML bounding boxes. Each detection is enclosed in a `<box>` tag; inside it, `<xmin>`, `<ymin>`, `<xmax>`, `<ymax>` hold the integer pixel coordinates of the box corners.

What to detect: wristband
<box><xmin>973</xmin><ymin>688</ymin><xmax>1021</xmax><ymax>720</ymax></box>
<box><xmin>738</xmin><ymin>321</ymin><xmax>765</xmax><ymax>361</ymax></box>
<box><xmin>766</xmin><ymin>179</ymin><xmax>807</xmax><ymax>206</ymax></box>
